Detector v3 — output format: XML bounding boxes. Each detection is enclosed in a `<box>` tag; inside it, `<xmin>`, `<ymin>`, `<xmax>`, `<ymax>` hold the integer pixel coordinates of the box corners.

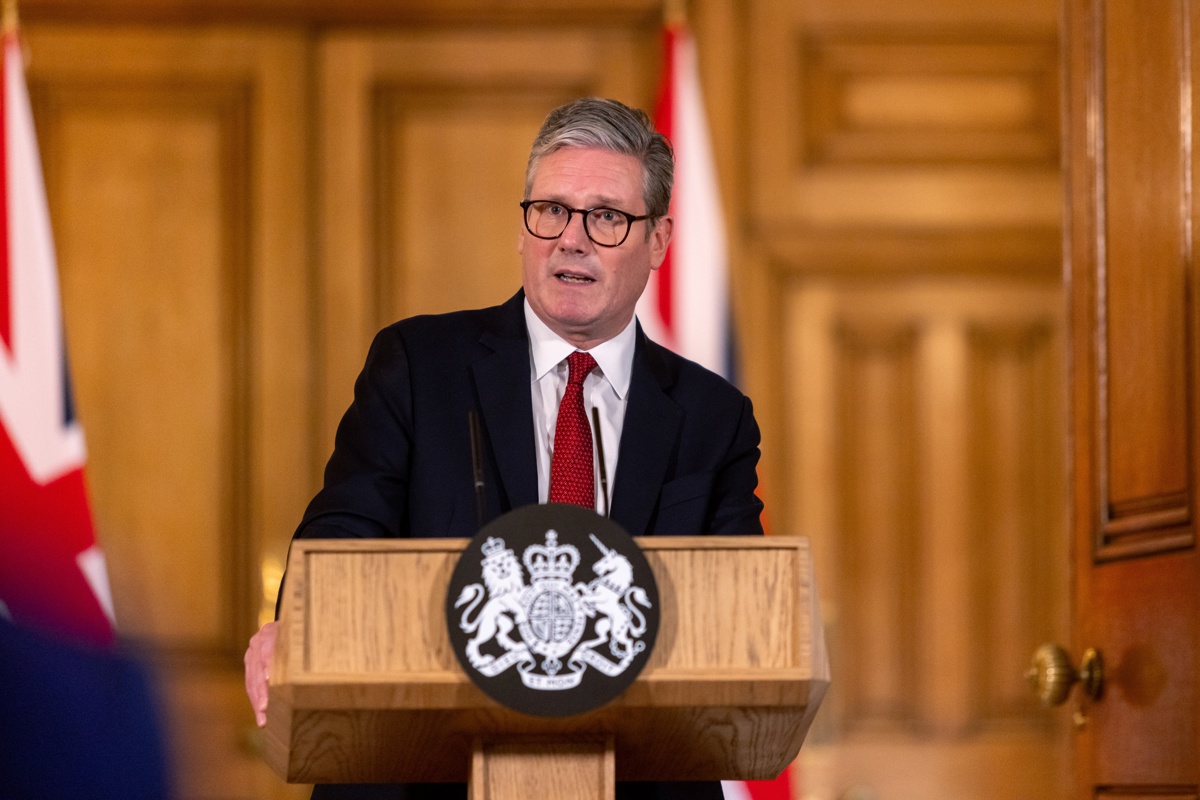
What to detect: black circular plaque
<box><xmin>445</xmin><ymin>504</ymin><xmax>660</xmax><ymax>717</ymax></box>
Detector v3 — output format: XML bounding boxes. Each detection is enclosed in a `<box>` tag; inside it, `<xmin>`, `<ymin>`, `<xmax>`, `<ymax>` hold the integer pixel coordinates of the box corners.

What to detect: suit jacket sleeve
<box><xmin>708</xmin><ymin>393</ymin><xmax>765</xmax><ymax>536</ymax></box>
<box><xmin>646</xmin><ymin>391</ymin><xmax>764</xmax><ymax>538</ymax></box>
<box><xmin>619</xmin><ymin>337</ymin><xmax>765</xmax><ymax>538</ymax></box>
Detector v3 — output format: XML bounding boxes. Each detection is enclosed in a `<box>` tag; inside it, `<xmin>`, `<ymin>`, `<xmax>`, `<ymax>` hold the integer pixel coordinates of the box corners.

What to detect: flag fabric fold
<box><xmin>640</xmin><ymin>22</ymin><xmax>731</xmax><ymax>379</ymax></box>
<box><xmin>646</xmin><ymin>22</ymin><xmax>798</xmax><ymax>800</ymax></box>
<box><xmin>0</xmin><ymin>25</ymin><xmax>114</xmax><ymax>647</ymax></box>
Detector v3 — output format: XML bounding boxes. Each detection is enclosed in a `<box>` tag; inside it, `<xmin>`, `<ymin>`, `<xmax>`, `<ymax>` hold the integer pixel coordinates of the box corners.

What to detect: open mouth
<box><xmin>556</xmin><ymin>272</ymin><xmax>595</xmax><ymax>284</ymax></box>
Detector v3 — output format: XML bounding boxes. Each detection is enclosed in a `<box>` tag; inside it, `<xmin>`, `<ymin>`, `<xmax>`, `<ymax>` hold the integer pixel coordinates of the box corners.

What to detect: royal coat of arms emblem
<box><xmin>445</xmin><ymin>504</ymin><xmax>659</xmax><ymax>717</ymax></box>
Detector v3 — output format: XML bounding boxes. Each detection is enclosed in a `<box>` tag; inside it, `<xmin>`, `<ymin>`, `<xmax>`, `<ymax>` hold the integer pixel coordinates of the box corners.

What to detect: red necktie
<box><xmin>549</xmin><ymin>351</ymin><xmax>598</xmax><ymax>508</ymax></box>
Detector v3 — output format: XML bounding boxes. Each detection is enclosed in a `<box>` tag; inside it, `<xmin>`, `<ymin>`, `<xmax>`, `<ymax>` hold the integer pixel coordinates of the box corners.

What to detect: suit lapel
<box><xmin>610</xmin><ymin>332</ymin><xmax>682</xmax><ymax>535</ymax></box>
<box><xmin>469</xmin><ymin>301</ymin><xmax>682</xmax><ymax>531</ymax></box>
<box><xmin>472</xmin><ymin>295</ymin><xmax>539</xmax><ymax>512</ymax></box>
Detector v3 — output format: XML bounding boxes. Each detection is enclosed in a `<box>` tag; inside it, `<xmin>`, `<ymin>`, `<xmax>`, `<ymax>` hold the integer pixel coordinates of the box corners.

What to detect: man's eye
<box><xmin>545</xmin><ymin>204</ymin><xmax>566</xmax><ymax>216</ymax></box>
<box><xmin>596</xmin><ymin>209</ymin><xmax>618</xmax><ymax>222</ymax></box>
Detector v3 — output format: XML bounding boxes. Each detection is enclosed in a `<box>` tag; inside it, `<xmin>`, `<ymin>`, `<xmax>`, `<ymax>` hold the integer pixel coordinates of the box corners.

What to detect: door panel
<box><xmin>1064</xmin><ymin>0</ymin><xmax>1200</xmax><ymax>795</ymax></box>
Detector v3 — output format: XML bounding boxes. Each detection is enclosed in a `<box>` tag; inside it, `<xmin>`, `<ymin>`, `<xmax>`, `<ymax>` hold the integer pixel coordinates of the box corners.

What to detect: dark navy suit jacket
<box><xmin>293</xmin><ymin>290</ymin><xmax>764</xmax><ymax>800</ymax></box>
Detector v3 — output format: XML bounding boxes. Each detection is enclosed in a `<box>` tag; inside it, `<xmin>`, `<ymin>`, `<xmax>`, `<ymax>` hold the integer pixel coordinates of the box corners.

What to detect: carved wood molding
<box><xmin>834</xmin><ymin>322</ymin><xmax>922</xmax><ymax>731</ymax></box>
<box><xmin>801</xmin><ymin>30</ymin><xmax>1056</xmax><ymax>167</ymax></box>
<box><xmin>763</xmin><ymin>227</ymin><xmax>1061</xmax><ymax>278</ymax></box>
<box><xmin>967</xmin><ymin>322</ymin><xmax>1062</xmax><ymax>726</ymax></box>
<box><xmin>21</xmin><ymin>0</ymin><xmax>661</xmax><ymax>25</ymax></box>
<box><xmin>800</xmin><ymin>29</ymin><xmax>1059</xmax><ymax>167</ymax></box>
<box><xmin>1085</xmin><ymin>0</ymin><xmax>1195</xmax><ymax>562</ymax></box>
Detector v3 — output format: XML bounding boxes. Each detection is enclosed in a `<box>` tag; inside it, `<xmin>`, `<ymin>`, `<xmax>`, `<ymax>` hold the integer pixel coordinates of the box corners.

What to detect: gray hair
<box><xmin>524</xmin><ymin>97</ymin><xmax>674</xmax><ymax>222</ymax></box>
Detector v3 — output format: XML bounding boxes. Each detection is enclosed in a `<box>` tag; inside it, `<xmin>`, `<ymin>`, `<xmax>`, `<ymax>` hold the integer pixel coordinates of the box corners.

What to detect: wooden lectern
<box><xmin>265</xmin><ymin>536</ymin><xmax>829</xmax><ymax>799</ymax></box>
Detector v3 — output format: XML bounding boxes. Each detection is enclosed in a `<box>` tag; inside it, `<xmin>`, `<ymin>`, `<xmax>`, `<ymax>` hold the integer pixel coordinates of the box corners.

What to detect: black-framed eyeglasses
<box><xmin>520</xmin><ymin>200</ymin><xmax>652</xmax><ymax>248</ymax></box>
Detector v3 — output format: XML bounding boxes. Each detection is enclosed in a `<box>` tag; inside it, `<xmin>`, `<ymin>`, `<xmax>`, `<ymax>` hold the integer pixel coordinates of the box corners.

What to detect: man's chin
<box><xmin>544</xmin><ymin>309</ymin><xmax>611</xmax><ymax>346</ymax></box>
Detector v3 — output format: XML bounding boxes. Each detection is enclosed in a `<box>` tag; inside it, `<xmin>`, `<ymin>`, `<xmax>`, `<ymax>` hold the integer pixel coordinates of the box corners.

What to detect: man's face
<box><xmin>519</xmin><ymin>146</ymin><xmax>672</xmax><ymax>350</ymax></box>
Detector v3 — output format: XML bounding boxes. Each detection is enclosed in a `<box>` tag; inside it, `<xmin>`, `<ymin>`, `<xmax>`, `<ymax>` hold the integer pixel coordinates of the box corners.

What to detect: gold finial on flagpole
<box><xmin>2</xmin><ymin>0</ymin><xmax>18</xmax><ymax>37</ymax></box>
<box><xmin>663</xmin><ymin>0</ymin><xmax>687</xmax><ymax>28</ymax></box>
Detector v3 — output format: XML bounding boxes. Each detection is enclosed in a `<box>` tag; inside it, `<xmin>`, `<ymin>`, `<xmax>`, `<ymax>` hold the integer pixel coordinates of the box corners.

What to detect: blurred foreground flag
<box><xmin>646</xmin><ymin>19</ymin><xmax>799</xmax><ymax>800</ymax></box>
<box><xmin>0</xmin><ymin>18</ymin><xmax>114</xmax><ymax>646</ymax></box>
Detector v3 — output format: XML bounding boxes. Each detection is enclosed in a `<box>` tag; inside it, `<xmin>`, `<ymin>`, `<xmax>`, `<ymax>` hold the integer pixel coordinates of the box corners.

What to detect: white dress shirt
<box><xmin>524</xmin><ymin>299</ymin><xmax>636</xmax><ymax>514</ymax></box>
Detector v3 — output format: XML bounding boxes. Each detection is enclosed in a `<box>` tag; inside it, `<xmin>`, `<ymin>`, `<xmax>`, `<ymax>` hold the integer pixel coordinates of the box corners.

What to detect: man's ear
<box><xmin>649</xmin><ymin>215</ymin><xmax>673</xmax><ymax>269</ymax></box>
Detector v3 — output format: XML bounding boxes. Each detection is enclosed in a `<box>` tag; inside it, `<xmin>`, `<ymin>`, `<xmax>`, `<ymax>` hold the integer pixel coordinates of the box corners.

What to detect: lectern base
<box><xmin>470</xmin><ymin>737</ymin><xmax>615</xmax><ymax>800</ymax></box>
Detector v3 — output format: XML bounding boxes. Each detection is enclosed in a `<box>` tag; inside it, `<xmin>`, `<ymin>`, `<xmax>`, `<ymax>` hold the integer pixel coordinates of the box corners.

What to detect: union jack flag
<box><xmin>0</xmin><ymin>24</ymin><xmax>113</xmax><ymax>646</ymax></box>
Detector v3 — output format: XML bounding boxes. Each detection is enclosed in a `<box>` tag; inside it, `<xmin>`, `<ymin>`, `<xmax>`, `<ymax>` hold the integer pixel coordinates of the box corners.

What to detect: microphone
<box><xmin>468</xmin><ymin>410</ymin><xmax>487</xmax><ymax>531</ymax></box>
<box><xmin>591</xmin><ymin>406</ymin><xmax>610</xmax><ymax>518</ymax></box>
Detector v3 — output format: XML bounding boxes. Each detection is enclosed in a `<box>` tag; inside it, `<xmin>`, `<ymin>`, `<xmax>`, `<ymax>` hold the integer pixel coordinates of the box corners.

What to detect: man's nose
<box><xmin>558</xmin><ymin>211</ymin><xmax>593</xmax><ymax>250</ymax></box>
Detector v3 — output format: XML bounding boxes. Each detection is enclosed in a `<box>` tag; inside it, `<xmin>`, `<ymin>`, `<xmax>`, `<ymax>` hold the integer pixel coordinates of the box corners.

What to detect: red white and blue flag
<box><xmin>0</xmin><ymin>25</ymin><xmax>114</xmax><ymax>646</ymax></box>
<box><xmin>643</xmin><ymin>22</ymin><xmax>798</xmax><ymax>800</ymax></box>
<box><xmin>639</xmin><ymin>22</ymin><xmax>731</xmax><ymax>379</ymax></box>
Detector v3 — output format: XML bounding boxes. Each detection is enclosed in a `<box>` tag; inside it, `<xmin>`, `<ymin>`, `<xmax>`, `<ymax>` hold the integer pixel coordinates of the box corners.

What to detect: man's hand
<box><xmin>244</xmin><ymin>621</ymin><xmax>278</xmax><ymax>728</ymax></box>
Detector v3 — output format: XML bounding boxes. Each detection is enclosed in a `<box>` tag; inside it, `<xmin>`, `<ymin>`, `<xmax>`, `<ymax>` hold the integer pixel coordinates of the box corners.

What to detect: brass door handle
<box><xmin>1026</xmin><ymin>643</ymin><xmax>1104</xmax><ymax>706</ymax></box>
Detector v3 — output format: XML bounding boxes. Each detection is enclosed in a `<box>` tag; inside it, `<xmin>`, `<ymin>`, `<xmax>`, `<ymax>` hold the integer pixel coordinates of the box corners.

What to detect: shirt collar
<box><xmin>523</xmin><ymin>299</ymin><xmax>637</xmax><ymax>400</ymax></box>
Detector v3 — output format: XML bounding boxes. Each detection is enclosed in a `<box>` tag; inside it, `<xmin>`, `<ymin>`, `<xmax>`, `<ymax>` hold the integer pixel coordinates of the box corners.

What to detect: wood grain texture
<box><xmin>266</xmin><ymin>536</ymin><xmax>828</xmax><ymax>784</ymax></box>
<box><xmin>471</xmin><ymin>738</ymin><xmax>613</xmax><ymax>800</ymax></box>
<box><xmin>1093</xmin><ymin>0</ymin><xmax>1194</xmax><ymax>558</ymax></box>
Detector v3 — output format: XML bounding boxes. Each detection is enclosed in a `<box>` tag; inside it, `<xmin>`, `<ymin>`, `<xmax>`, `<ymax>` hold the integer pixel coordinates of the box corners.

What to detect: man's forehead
<box><xmin>528</xmin><ymin>146</ymin><xmax>644</xmax><ymax>205</ymax></box>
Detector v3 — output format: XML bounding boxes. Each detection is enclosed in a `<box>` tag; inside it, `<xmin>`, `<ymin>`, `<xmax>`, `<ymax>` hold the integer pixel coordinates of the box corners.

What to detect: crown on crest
<box><xmin>480</xmin><ymin>536</ymin><xmax>514</xmax><ymax>566</ymax></box>
<box><xmin>523</xmin><ymin>529</ymin><xmax>580</xmax><ymax>581</ymax></box>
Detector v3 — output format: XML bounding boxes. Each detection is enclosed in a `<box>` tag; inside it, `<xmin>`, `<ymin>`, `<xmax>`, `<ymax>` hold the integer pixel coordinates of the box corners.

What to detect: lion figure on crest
<box><xmin>455</xmin><ymin>538</ymin><xmax>527</xmax><ymax>668</ymax></box>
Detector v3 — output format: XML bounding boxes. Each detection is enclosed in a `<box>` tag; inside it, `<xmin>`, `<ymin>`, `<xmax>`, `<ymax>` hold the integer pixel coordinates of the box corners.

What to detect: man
<box><xmin>245</xmin><ymin>97</ymin><xmax>764</xmax><ymax>800</ymax></box>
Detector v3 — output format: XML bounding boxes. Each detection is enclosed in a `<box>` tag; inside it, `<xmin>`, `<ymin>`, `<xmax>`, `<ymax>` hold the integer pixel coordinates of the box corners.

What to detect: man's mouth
<box><xmin>556</xmin><ymin>271</ymin><xmax>595</xmax><ymax>284</ymax></box>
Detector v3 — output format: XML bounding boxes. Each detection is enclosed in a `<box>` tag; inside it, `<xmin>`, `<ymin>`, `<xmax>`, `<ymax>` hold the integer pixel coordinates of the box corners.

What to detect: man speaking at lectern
<box><xmin>244</xmin><ymin>97</ymin><xmax>764</xmax><ymax>800</ymax></box>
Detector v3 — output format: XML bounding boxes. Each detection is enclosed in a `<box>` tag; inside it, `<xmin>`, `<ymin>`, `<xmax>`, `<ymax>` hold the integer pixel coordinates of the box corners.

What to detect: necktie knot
<box><xmin>566</xmin><ymin>351</ymin><xmax>596</xmax><ymax>386</ymax></box>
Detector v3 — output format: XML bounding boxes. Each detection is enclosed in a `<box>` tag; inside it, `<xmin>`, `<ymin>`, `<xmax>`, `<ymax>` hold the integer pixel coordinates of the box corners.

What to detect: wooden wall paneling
<box><xmin>916</xmin><ymin>316</ymin><xmax>975</xmax><ymax>735</ymax></box>
<box><xmin>21</xmin><ymin>0</ymin><xmax>664</xmax><ymax>26</ymax></box>
<box><xmin>763</xmin><ymin>227</ymin><xmax>1062</xmax><ymax>278</ymax></box>
<box><xmin>25</xmin><ymin>25</ymin><xmax>310</xmax><ymax>799</ymax></box>
<box><xmin>783</xmin><ymin>278</ymin><xmax>1066</xmax><ymax>799</ymax></box>
<box><xmin>802</xmin><ymin>33</ymin><xmax>1059</xmax><ymax>166</ymax></box>
<box><xmin>748</xmin><ymin>2</ymin><xmax>1060</xmax><ymax>230</ymax></box>
<box><xmin>751</xmin><ymin>0</ymin><xmax>1067</xmax><ymax>794</ymax></box>
<box><xmin>835</xmin><ymin>319</ymin><xmax>922</xmax><ymax>730</ymax></box>
<box><xmin>39</xmin><ymin>79</ymin><xmax>247</xmax><ymax>652</ymax></box>
<box><xmin>315</xmin><ymin>28</ymin><xmax>658</xmax><ymax>459</ymax></box>
<box><xmin>967</xmin><ymin>322</ymin><xmax>1065</xmax><ymax>724</ymax></box>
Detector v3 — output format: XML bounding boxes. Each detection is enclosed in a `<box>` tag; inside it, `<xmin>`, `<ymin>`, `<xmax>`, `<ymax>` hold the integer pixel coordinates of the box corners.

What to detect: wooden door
<box><xmin>1063</xmin><ymin>0</ymin><xmax>1200</xmax><ymax>796</ymax></box>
